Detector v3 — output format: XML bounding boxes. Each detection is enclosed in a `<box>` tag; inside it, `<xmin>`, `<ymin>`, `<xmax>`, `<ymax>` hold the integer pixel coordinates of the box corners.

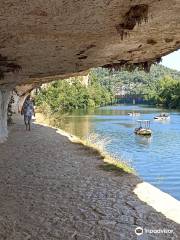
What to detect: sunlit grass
<box><xmin>36</xmin><ymin>114</ymin><xmax>134</xmax><ymax>174</ymax></box>
<box><xmin>79</xmin><ymin>133</ymin><xmax>135</xmax><ymax>174</ymax></box>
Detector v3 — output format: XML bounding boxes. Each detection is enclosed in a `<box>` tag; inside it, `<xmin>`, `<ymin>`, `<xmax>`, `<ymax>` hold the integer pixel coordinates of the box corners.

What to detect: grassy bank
<box><xmin>35</xmin><ymin>113</ymin><xmax>134</xmax><ymax>174</ymax></box>
<box><xmin>80</xmin><ymin>133</ymin><xmax>134</xmax><ymax>174</ymax></box>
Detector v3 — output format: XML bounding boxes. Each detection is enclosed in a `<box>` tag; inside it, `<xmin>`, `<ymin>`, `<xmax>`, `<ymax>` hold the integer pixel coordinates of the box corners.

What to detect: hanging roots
<box><xmin>116</xmin><ymin>4</ymin><xmax>149</xmax><ymax>40</ymax></box>
<box><xmin>102</xmin><ymin>58</ymin><xmax>162</xmax><ymax>73</ymax></box>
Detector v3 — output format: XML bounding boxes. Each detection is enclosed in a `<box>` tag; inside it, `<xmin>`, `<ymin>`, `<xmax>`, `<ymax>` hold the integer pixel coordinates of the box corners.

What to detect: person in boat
<box><xmin>137</xmin><ymin>126</ymin><xmax>142</xmax><ymax>131</ymax></box>
<box><xmin>21</xmin><ymin>96</ymin><xmax>35</xmax><ymax>131</ymax></box>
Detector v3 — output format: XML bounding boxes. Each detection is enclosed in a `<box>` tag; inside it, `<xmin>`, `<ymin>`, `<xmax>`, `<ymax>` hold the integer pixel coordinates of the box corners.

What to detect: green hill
<box><xmin>96</xmin><ymin>64</ymin><xmax>180</xmax><ymax>80</ymax></box>
<box><xmin>91</xmin><ymin>64</ymin><xmax>180</xmax><ymax>92</ymax></box>
<box><xmin>90</xmin><ymin>64</ymin><xmax>180</xmax><ymax>108</ymax></box>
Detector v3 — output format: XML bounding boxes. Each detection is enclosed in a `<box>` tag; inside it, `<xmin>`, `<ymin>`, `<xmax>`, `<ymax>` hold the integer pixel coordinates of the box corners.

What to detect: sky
<box><xmin>161</xmin><ymin>49</ymin><xmax>180</xmax><ymax>71</ymax></box>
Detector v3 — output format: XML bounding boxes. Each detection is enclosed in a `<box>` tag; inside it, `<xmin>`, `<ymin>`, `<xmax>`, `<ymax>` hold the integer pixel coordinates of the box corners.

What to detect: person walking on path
<box><xmin>21</xmin><ymin>96</ymin><xmax>35</xmax><ymax>131</ymax></box>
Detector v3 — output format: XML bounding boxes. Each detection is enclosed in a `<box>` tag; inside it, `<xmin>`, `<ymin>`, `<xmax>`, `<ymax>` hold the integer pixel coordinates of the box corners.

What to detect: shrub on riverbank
<box><xmin>35</xmin><ymin>74</ymin><xmax>113</xmax><ymax>113</ymax></box>
<box><xmin>144</xmin><ymin>76</ymin><xmax>180</xmax><ymax>108</ymax></box>
<box><xmin>81</xmin><ymin>133</ymin><xmax>134</xmax><ymax>174</ymax></box>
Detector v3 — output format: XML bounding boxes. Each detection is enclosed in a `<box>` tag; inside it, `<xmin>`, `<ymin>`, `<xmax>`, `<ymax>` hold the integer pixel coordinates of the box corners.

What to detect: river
<box><xmin>57</xmin><ymin>105</ymin><xmax>180</xmax><ymax>200</ymax></box>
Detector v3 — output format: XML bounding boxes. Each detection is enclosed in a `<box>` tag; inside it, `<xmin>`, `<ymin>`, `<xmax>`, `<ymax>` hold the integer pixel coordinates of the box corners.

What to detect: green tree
<box><xmin>35</xmin><ymin>75</ymin><xmax>113</xmax><ymax>113</ymax></box>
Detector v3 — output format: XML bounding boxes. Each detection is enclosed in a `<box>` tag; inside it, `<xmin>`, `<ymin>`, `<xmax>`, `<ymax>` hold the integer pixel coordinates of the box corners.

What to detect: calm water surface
<box><xmin>58</xmin><ymin>105</ymin><xmax>180</xmax><ymax>200</ymax></box>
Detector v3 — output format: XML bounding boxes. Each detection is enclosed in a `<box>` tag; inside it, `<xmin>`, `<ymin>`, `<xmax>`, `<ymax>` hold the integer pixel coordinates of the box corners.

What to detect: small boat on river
<box><xmin>128</xmin><ymin>112</ymin><xmax>140</xmax><ymax>116</ymax></box>
<box><xmin>154</xmin><ymin>113</ymin><xmax>170</xmax><ymax>120</ymax></box>
<box><xmin>134</xmin><ymin>120</ymin><xmax>152</xmax><ymax>136</ymax></box>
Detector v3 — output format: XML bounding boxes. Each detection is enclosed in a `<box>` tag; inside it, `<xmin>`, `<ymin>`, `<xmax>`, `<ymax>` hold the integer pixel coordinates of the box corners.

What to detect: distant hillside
<box><xmin>146</xmin><ymin>64</ymin><xmax>180</xmax><ymax>80</ymax></box>
<box><xmin>91</xmin><ymin>64</ymin><xmax>180</xmax><ymax>95</ymax></box>
<box><xmin>92</xmin><ymin>64</ymin><xmax>180</xmax><ymax>83</ymax></box>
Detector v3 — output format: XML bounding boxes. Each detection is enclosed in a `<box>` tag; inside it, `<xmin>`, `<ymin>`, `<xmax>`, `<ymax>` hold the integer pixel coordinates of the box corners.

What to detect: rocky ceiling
<box><xmin>0</xmin><ymin>0</ymin><xmax>180</xmax><ymax>93</ymax></box>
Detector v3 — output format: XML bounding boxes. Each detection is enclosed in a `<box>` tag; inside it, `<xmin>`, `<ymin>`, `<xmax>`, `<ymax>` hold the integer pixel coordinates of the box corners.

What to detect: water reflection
<box><xmin>153</xmin><ymin>118</ymin><xmax>171</xmax><ymax>124</ymax></box>
<box><xmin>57</xmin><ymin>105</ymin><xmax>180</xmax><ymax>200</ymax></box>
<box><xmin>116</xmin><ymin>122</ymin><xmax>136</xmax><ymax>128</ymax></box>
<box><xmin>134</xmin><ymin>135</ymin><xmax>152</xmax><ymax>147</ymax></box>
<box><xmin>60</xmin><ymin>116</ymin><xmax>92</xmax><ymax>138</ymax></box>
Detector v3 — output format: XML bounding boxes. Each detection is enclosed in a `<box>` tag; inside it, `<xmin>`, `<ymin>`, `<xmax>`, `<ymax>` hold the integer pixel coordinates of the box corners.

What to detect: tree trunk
<box><xmin>0</xmin><ymin>87</ymin><xmax>11</xmax><ymax>143</ymax></box>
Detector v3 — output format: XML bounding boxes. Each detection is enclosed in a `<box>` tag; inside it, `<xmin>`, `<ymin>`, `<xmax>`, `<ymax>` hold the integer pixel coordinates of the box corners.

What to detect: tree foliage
<box><xmin>35</xmin><ymin>75</ymin><xmax>113</xmax><ymax>113</ymax></box>
<box><xmin>145</xmin><ymin>76</ymin><xmax>180</xmax><ymax>108</ymax></box>
<box><xmin>35</xmin><ymin>64</ymin><xmax>180</xmax><ymax>112</ymax></box>
<box><xmin>91</xmin><ymin>64</ymin><xmax>180</xmax><ymax>108</ymax></box>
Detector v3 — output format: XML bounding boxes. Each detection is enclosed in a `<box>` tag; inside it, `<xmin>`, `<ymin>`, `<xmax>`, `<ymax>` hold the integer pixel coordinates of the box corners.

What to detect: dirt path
<box><xmin>0</xmin><ymin>116</ymin><xmax>179</xmax><ymax>240</ymax></box>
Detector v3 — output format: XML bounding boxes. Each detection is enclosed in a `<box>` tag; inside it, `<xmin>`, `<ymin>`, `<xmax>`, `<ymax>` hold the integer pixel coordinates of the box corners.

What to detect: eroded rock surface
<box><xmin>0</xmin><ymin>86</ymin><xmax>11</xmax><ymax>142</ymax></box>
<box><xmin>0</xmin><ymin>0</ymin><xmax>180</xmax><ymax>87</ymax></box>
<box><xmin>0</xmin><ymin>116</ymin><xmax>179</xmax><ymax>239</ymax></box>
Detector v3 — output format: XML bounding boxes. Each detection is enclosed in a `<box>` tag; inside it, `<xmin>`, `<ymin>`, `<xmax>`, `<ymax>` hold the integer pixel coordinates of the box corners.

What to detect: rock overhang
<box><xmin>0</xmin><ymin>0</ymin><xmax>179</xmax><ymax>90</ymax></box>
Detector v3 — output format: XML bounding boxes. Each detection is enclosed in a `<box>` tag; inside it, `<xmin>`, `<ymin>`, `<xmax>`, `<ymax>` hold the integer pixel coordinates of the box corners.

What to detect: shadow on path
<box><xmin>0</xmin><ymin>116</ymin><xmax>179</xmax><ymax>239</ymax></box>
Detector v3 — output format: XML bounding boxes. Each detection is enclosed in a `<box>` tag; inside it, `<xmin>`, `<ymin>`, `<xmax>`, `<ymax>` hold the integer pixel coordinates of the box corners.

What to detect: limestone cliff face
<box><xmin>0</xmin><ymin>0</ymin><xmax>179</xmax><ymax>88</ymax></box>
<box><xmin>0</xmin><ymin>0</ymin><xmax>180</xmax><ymax>140</ymax></box>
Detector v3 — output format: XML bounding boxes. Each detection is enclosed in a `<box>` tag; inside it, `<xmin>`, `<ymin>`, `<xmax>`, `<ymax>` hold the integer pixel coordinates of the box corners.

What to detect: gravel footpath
<box><xmin>0</xmin><ymin>116</ymin><xmax>179</xmax><ymax>240</ymax></box>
